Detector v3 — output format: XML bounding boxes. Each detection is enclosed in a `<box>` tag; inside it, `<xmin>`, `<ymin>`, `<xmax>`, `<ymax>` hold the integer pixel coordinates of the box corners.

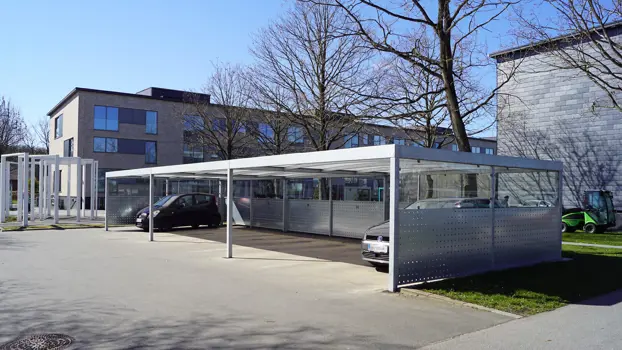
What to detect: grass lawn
<box><xmin>413</xmin><ymin>245</ymin><xmax>622</xmax><ymax>316</ymax></box>
<box><xmin>563</xmin><ymin>231</ymin><xmax>622</xmax><ymax>246</ymax></box>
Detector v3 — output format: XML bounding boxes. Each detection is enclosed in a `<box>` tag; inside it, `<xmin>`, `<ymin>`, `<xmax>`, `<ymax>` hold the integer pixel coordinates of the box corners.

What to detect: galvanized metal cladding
<box><xmin>0</xmin><ymin>334</ymin><xmax>75</xmax><ymax>350</ymax></box>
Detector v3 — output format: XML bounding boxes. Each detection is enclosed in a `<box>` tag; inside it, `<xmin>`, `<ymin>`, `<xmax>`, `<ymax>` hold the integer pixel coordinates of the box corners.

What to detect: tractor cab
<box><xmin>562</xmin><ymin>190</ymin><xmax>616</xmax><ymax>233</ymax></box>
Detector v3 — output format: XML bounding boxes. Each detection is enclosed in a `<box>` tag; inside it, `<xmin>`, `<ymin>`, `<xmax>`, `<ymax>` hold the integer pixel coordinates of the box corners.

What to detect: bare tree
<box><xmin>0</xmin><ymin>96</ymin><xmax>27</xmax><ymax>156</ymax></box>
<box><xmin>317</xmin><ymin>0</ymin><xmax>518</xmax><ymax>151</ymax></box>
<box><xmin>32</xmin><ymin>116</ymin><xmax>50</xmax><ymax>153</ymax></box>
<box><xmin>250</xmin><ymin>1</ymin><xmax>375</xmax><ymax>153</ymax></box>
<box><xmin>516</xmin><ymin>0</ymin><xmax>622</xmax><ymax>111</ymax></box>
<box><xmin>182</xmin><ymin>62</ymin><xmax>252</xmax><ymax>160</ymax></box>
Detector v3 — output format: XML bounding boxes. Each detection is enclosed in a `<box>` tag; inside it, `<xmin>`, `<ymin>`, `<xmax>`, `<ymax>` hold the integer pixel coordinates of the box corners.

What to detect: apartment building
<box><xmin>47</xmin><ymin>87</ymin><xmax>496</xmax><ymax>208</ymax></box>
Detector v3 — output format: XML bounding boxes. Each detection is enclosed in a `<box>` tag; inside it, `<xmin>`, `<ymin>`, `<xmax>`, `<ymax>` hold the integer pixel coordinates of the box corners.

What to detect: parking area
<box><xmin>158</xmin><ymin>225</ymin><xmax>372</xmax><ymax>267</ymax></box>
<box><xmin>0</xmin><ymin>229</ymin><xmax>510</xmax><ymax>349</ymax></box>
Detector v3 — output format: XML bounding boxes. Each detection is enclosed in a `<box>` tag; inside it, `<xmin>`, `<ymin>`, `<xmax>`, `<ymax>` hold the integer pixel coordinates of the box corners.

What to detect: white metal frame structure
<box><xmin>0</xmin><ymin>153</ymin><xmax>99</xmax><ymax>227</ymax></box>
<box><xmin>105</xmin><ymin>145</ymin><xmax>563</xmax><ymax>292</ymax></box>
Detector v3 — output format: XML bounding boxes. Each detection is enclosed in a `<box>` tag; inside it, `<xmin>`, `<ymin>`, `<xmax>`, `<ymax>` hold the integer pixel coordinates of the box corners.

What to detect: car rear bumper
<box><xmin>361</xmin><ymin>240</ymin><xmax>389</xmax><ymax>264</ymax></box>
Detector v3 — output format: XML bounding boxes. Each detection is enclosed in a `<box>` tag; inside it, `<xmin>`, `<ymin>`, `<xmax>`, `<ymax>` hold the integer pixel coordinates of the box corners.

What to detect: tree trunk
<box><xmin>426</xmin><ymin>175</ymin><xmax>434</xmax><ymax>199</ymax></box>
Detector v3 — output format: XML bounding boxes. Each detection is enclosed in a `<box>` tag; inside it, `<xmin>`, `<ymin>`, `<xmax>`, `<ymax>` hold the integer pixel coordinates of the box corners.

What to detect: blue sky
<box><xmin>0</xmin><ymin>0</ymin><xmax>547</xmax><ymax>129</ymax></box>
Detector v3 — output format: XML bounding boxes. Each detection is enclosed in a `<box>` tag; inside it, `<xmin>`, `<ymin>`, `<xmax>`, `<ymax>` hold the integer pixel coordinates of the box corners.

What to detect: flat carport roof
<box><xmin>105</xmin><ymin>144</ymin><xmax>563</xmax><ymax>291</ymax></box>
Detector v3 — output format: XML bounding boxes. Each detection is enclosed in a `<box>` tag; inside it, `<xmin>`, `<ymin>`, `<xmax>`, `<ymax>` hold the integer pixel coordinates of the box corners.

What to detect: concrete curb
<box><xmin>562</xmin><ymin>241</ymin><xmax>622</xmax><ymax>249</ymax></box>
<box><xmin>400</xmin><ymin>288</ymin><xmax>523</xmax><ymax>319</ymax></box>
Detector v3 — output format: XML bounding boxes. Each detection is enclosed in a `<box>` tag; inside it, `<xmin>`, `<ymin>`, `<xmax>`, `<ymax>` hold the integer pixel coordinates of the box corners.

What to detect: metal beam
<box><xmin>149</xmin><ymin>173</ymin><xmax>154</xmax><ymax>242</ymax></box>
<box><xmin>226</xmin><ymin>168</ymin><xmax>233</xmax><ymax>258</ymax></box>
<box><xmin>388</xmin><ymin>156</ymin><xmax>400</xmax><ymax>293</ymax></box>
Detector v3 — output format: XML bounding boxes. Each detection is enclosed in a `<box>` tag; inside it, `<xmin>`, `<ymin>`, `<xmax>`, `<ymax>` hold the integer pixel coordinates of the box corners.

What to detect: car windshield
<box><xmin>154</xmin><ymin>195</ymin><xmax>173</xmax><ymax>207</ymax></box>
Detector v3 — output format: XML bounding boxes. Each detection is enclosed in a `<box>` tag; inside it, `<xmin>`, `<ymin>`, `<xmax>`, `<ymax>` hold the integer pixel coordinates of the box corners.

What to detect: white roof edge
<box><xmin>397</xmin><ymin>145</ymin><xmax>563</xmax><ymax>171</ymax></box>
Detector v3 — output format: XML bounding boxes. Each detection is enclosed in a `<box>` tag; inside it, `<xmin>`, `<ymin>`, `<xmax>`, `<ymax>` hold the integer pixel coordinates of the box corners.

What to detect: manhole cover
<box><xmin>0</xmin><ymin>334</ymin><xmax>74</xmax><ymax>350</ymax></box>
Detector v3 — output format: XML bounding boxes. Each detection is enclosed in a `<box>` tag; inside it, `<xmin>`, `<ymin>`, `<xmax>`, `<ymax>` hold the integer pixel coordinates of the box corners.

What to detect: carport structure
<box><xmin>105</xmin><ymin>145</ymin><xmax>563</xmax><ymax>292</ymax></box>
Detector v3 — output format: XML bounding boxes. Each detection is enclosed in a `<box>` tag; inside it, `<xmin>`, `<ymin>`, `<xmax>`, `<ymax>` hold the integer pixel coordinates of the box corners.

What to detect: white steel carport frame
<box><xmin>0</xmin><ymin>153</ymin><xmax>100</xmax><ymax>226</ymax></box>
<box><xmin>105</xmin><ymin>145</ymin><xmax>563</xmax><ymax>292</ymax></box>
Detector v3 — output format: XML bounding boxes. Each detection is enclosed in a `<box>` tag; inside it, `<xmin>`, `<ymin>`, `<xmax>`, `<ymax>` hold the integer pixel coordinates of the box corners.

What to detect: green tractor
<box><xmin>562</xmin><ymin>190</ymin><xmax>616</xmax><ymax>234</ymax></box>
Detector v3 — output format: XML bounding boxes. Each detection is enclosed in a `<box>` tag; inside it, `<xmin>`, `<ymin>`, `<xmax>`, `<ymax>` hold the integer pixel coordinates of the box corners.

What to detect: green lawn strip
<box><xmin>563</xmin><ymin>232</ymin><xmax>622</xmax><ymax>246</ymax></box>
<box><xmin>414</xmin><ymin>245</ymin><xmax>622</xmax><ymax>316</ymax></box>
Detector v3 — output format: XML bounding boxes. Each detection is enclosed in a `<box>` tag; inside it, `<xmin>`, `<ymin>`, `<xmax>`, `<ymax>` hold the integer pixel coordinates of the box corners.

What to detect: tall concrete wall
<box><xmin>496</xmin><ymin>39</ymin><xmax>622</xmax><ymax>207</ymax></box>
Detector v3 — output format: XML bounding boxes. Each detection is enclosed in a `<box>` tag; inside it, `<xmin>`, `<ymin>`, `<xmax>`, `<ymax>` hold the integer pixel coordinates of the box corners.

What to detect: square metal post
<box><xmin>557</xmin><ymin>169</ymin><xmax>564</xmax><ymax>257</ymax></box>
<box><xmin>104</xmin><ymin>177</ymin><xmax>109</xmax><ymax>231</ymax></box>
<box><xmin>30</xmin><ymin>156</ymin><xmax>34</xmax><ymax>221</ymax></box>
<box><xmin>328</xmin><ymin>177</ymin><xmax>333</xmax><ymax>236</ymax></box>
<box><xmin>17</xmin><ymin>157</ymin><xmax>23</xmax><ymax>222</ymax></box>
<box><xmin>22</xmin><ymin>153</ymin><xmax>29</xmax><ymax>227</ymax></box>
<box><xmin>39</xmin><ymin>161</ymin><xmax>43</xmax><ymax>220</ymax></box>
<box><xmin>0</xmin><ymin>158</ymin><xmax>5</xmax><ymax>223</ymax></box>
<box><xmin>76</xmin><ymin>158</ymin><xmax>82</xmax><ymax>222</ymax></box>
<box><xmin>94</xmin><ymin>161</ymin><xmax>99</xmax><ymax>218</ymax></box>
<box><xmin>46</xmin><ymin>163</ymin><xmax>52</xmax><ymax>217</ymax></box>
<box><xmin>149</xmin><ymin>173</ymin><xmax>154</xmax><ymax>242</ymax></box>
<box><xmin>249</xmin><ymin>179</ymin><xmax>253</xmax><ymax>227</ymax></box>
<box><xmin>226</xmin><ymin>168</ymin><xmax>233</xmax><ymax>258</ymax></box>
<box><xmin>165</xmin><ymin>179</ymin><xmax>169</xmax><ymax>195</ymax></box>
<box><xmin>66</xmin><ymin>163</ymin><xmax>71</xmax><ymax>217</ymax></box>
<box><xmin>388</xmin><ymin>156</ymin><xmax>400</xmax><ymax>292</ymax></box>
<box><xmin>53</xmin><ymin>156</ymin><xmax>60</xmax><ymax>224</ymax></box>
<box><xmin>90</xmin><ymin>163</ymin><xmax>95</xmax><ymax>220</ymax></box>
<box><xmin>490</xmin><ymin>166</ymin><xmax>496</xmax><ymax>269</ymax></box>
<box><xmin>282</xmin><ymin>179</ymin><xmax>289</xmax><ymax>232</ymax></box>
<box><xmin>82</xmin><ymin>163</ymin><xmax>86</xmax><ymax>218</ymax></box>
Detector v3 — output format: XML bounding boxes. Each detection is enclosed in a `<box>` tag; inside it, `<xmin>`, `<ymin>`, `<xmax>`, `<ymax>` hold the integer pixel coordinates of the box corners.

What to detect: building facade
<box><xmin>48</xmin><ymin>87</ymin><xmax>497</xmax><ymax>208</ymax></box>
<box><xmin>492</xmin><ymin>25</ymin><xmax>622</xmax><ymax>207</ymax></box>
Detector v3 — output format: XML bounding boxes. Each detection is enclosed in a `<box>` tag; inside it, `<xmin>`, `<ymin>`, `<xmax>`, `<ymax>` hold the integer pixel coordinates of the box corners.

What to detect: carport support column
<box><xmin>249</xmin><ymin>180</ymin><xmax>253</xmax><ymax>228</ymax></box>
<box><xmin>282</xmin><ymin>179</ymin><xmax>288</xmax><ymax>232</ymax></box>
<box><xmin>30</xmin><ymin>156</ymin><xmax>35</xmax><ymax>221</ymax></box>
<box><xmin>104</xmin><ymin>177</ymin><xmax>109</xmax><ymax>231</ymax></box>
<box><xmin>226</xmin><ymin>168</ymin><xmax>233</xmax><ymax>258</ymax></box>
<box><xmin>165</xmin><ymin>179</ymin><xmax>169</xmax><ymax>195</ymax></box>
<box><xmin>76</xmin><ymin>158</ymin><xmax>82</xmax><ymax>223</ymax></box>
<box><xmin>0</xmin><ymin>158</ymin><xmax>5</xmax><ymax>223</ymax></box>
<box><xmin>22</xmin><ymin>153</ymin><xmax>29</xmax><ymax>228</ymax></box>
<box><xmin>66</xmin><ymin>163</ymin><xmax>71</xmax><ymax>217</ymax></box>
<box><xmin>328</xmin><ymin>178</ymin><xmax>333</xmax><ymax>236</ymax></box>
<box><xmin>388</xmin><ymin>156</ymin><xmax>400</xmax><ymax>293</ymax></box>
<box><xmin>149</xmin><ymin>173</ymin><xmax>154</xmax><ymax>242</ymax></box>
<box><xmin>53</xmin><ymin>156</ymin><xmax>60</xmax><ymax>224</ymax></box>
<box><xmin>490</xmin><ymin>167</ymin><xmax>496</xmax><ymax>269</ymax></box>
<box><xmin>383</xmin><ymin>175</ymin><xmax>389</xmax><ymax>220</ymax></box>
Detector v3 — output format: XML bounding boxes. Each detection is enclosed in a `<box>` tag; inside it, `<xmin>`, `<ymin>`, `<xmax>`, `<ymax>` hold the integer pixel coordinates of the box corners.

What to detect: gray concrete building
<box><xmin>492</xmin><ymin>25</ymin><xmax>622</xmax><ymax>207</ymax></box>
<box><xmin>47</xmin><ymin>87</ymin><xmax>496</xmax><ymax>208</ymax></box>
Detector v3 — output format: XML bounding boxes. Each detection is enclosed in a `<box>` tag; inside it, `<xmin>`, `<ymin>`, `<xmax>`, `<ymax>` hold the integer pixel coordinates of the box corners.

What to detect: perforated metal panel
<box><xmin>250</xmin><ymin>198</ymin><xmax>283</xmax><ymax>230</ymax></box>
<box><xmin>493</xmin><ymin>207</ymin><xmax>560</xmax><ymax>268</ymax></box>
<box><xmin>333</xmin><ymin>201</ymin><xmax>385</xmax><ymax>239</ymax></box>
<box><xmin>288</xmin><ymin>199</ymin><xmax>330</xmax><ymax>235</ymax></box>
<box><xmin>397</xmin><ymin>208</ymin><xmax>493</xmax><ymax>285</ymax></box>
<box><xmin>396</xmin><ymin>207</ymin><xmax>561</xmax><ymax>286</ymax></box>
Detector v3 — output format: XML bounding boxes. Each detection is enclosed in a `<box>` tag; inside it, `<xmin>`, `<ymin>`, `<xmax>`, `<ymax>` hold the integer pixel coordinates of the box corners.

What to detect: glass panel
<box><xmin>452</xmin><ymin>144</ymin><xmax>459</xmax><ymax>151</ymax></box>
<box><xmin>145</xmin><ymin>141</ymin><xmax>156</xmax><ymax>164</ymax></box>
<box><xmin>472</xmin><ymin>147</ymin><xmax>481</xmax><ymax>153</ymax></box>
<box><xmin>106</xmin><ymin>118</ymin><xmax>118</xmax><ymax>131</ymax></box>
<box><xmin>94</xmin><ymin>106</ymin><xmax>106</xmax><ymax>120</ymax></box>
<box><xmin>146</xmin><ymin>111</ymin><xmax>157</xmax><ymax>134</ymax></box>
<box><xmin>106</xmin><ymin>138</ymin><xmax>118</xmax><ymax>153</ymax></box>
<box><xmin>94</xmin><ymin>119</ymin><xmax>106</xmax><ymax>130</ymax></box>
<box><xmin>94</xmin><ymin>137</ymin><xmax>106</xmax><ymax>152</ymax></box>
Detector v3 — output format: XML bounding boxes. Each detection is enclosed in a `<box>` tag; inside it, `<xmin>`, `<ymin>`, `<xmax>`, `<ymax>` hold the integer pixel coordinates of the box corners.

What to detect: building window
<box><xmin>213</xmin><ymin>118</ymin><xmax>226</xmax><ymax>132</ymax></box>
<box><xmin>485</xmin><ymin>148</ymin><xmax>494</xmax><ymax>155</ymax></box>
<box><xmin>94</xmin><ymin>106</ymin><xmax>119</xmax><ymax>131</ymax></box>
<box><xmin>452</xmin><ymin>144</ymin><xmax>459</xmax><ymax>151</ymax></box>
<box><xmin>344</xmin><ymin>134</ymin><xmax>359</xmax><ymax>148</ymax></box>
<box><xmin>184</xmin><ymin>115</ymin><xmax>204</xmax><ymax>131</ymax></box>
<box><xmin>393</xmin><ymin>138</ymin><xmax>405</xmax><ymax>145</ymax></box>
<box><xmin>93</xmin><ymin>137</ymin><xmax>118</xmax><ymax>153</ymax></box>
<box><xmin>183</xmin><ymin>144</ymin><xmax>204</xmax><ymax>163</ymax></box>
<box><xmin>362</xmin><ymin>134</ymin><xmax>368</xmax><ymax>145</ymax></box>
<box><xmin>288</xmin><ymin>127</ymin><xmax>304</xmax><ymax>143</ymax></box>
<box><xmin>258</xmin><ymin>123</ymin><xmax>274</xmax><ymax>140</ymax></box>
<box><xmin>433</xmin><ymin>142</ymin><xmax>440</xmax><ymax>149</ymax></box>
<box><xmin>54</xmin><ymin>114</ymin><xmax>63</xmax><ymax>139</ymax></box>
<box><xmin>146</xmin><ymin>111</ymin><xmax>157</xmax><ymax>134</ymax></box>
<box><xmin>373</xmin><ymin>135</ymin><xmax>385</xmax><ymax>145</ymax></box>
<box><xmin>63</xmin><ymin>138</ymin><xmax>74</xmax><ymax>157</ymax></box>
<box><xmin>237</xmin><ymin>122</ymin><xmax>246</xmax><ymax>133</ymax></box>
<box><xmin>472</xmin><ymin>146</ymin><xmax>481</xmax><ymax>153</ymax></box>
<box><xmin>411</xmin><ymin>141</ymin><xmax>422</xmax><ymax>148</ymax></box>
<box><xmin>145</xmin><ymin>141</ymin><xmax>157</xmax><ymax>164</ymax></box>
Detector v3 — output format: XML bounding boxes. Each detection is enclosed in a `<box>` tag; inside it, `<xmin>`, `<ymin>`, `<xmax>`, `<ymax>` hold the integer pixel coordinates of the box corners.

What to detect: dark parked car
<box><xmin>136</xmin><ymin>193</ymin><xmax>221</xmax><ymax>232</ymax></box>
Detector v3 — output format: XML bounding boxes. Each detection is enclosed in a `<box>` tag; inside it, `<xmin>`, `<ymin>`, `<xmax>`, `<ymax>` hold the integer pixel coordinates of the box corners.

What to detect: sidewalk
<box><xmin>422</xmin><ymin>289</ymin><xmax>622</xmax><ymax>349</ymax></box>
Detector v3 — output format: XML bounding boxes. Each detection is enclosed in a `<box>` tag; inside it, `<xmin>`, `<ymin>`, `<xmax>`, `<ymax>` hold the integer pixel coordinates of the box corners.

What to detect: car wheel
<box><xmin>562</xmin><ymin>222</ymin><xmax>568</xmax><ymax>233</ymax></box>
<box><xmin>192</xmin><ymin>224</ymin><xmax>199</xmax><ymax>229</ymax></box>
<box><xmin>584</xmin><ymin>223</ymin><xmax>597</xmax><ymax>234</ymax></box>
